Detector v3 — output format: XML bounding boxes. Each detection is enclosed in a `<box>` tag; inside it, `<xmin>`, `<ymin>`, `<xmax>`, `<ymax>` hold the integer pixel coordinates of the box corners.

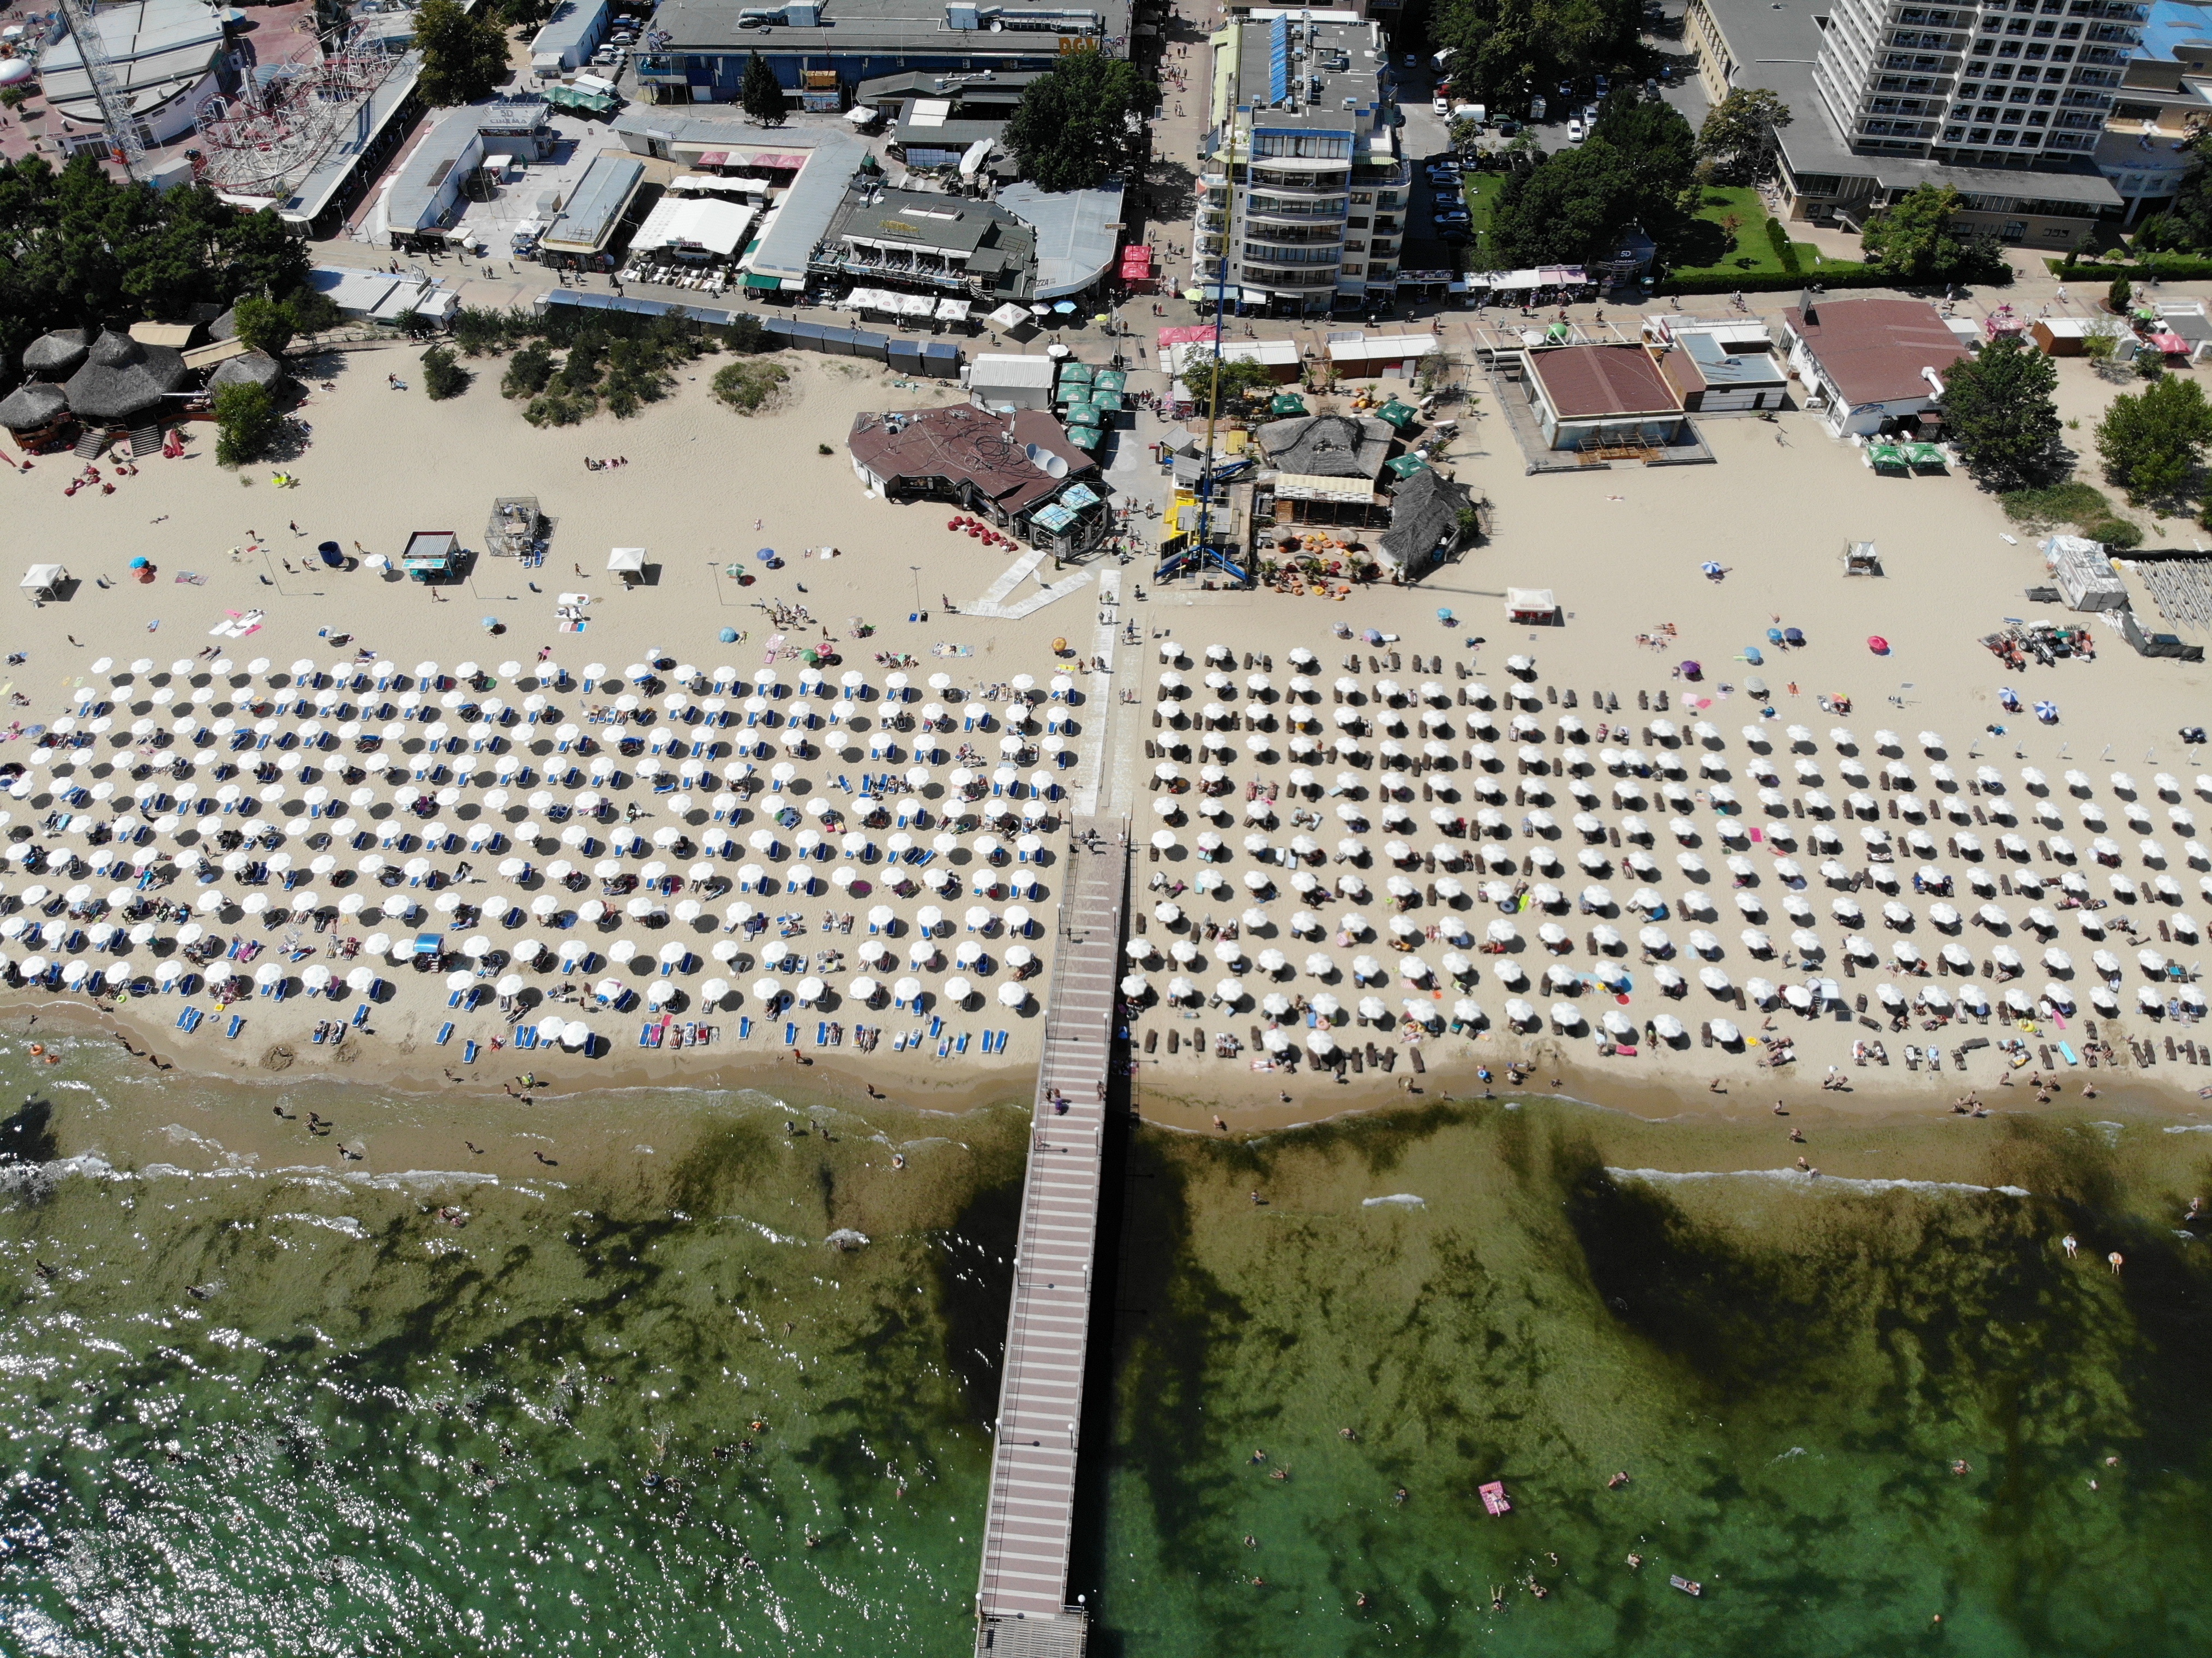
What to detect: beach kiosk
<box><xmin>401</xmin><ymin>531</ymin><xmax>461</xmax><ymax>584</ymax></box>
<box><xmin>20</xmin><ymin>563</ymin><xmax>67</xmax><ymax>605</ymax></box>
<box><xmin>607</xmin><ymin>546</ymin><xmax>647</xmax><ymax>586</ymax></box>
<box><xmin>1505</xmin><ymin>586</ymin><xmax>1560</xmax><ymax>624</ymax></box>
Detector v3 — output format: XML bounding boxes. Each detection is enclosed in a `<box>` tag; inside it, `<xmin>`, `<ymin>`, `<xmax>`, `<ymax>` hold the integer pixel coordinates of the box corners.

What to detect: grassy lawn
<box><xmin>1666</xmin><ymin>187</ymin><xmax>1797</xmax><ymax>278</ymax></box>
<box><xmin>1458</xmin><ymin>171</ymin><xmax>1505</xmax><ymax>268</ymax></box>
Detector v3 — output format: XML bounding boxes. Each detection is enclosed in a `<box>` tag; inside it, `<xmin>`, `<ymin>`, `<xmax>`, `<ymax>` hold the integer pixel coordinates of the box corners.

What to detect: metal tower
<box><xmin>53</xmin><ymin>0</ymin><xmax>149</xmax><ymax>182</ymax></box>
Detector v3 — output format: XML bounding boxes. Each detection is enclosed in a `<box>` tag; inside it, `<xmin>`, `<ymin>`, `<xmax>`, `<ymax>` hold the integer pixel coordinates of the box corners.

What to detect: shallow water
<box><xmin>1087</xmin><ymin>1101</ymin><xmax>2212</xmax><ymax>1657</ymax></box>
<box><xmin>7</xmin><ymin>1032</ymin><xmax>2212</xmax><ymax>1658</ymax></box>
<box><xmin>0</xmin><ymin>1035</ymin><xmax>1028</xmax><ymax>1657</ymax></box>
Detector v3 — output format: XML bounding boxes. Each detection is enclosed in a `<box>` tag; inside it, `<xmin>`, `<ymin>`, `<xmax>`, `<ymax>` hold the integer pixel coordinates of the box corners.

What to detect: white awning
<box><xmin>607</xmin><ymin>547</ymin><xmax>646</xmax><ymax>573</ymax></box>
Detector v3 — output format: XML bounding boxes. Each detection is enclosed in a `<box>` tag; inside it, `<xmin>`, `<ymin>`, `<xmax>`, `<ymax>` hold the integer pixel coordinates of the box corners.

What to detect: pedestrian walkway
<box><xmin>972</xmin><ymin>819</ymin><xmax>1126</xmax><ymax>1658</ymax></box>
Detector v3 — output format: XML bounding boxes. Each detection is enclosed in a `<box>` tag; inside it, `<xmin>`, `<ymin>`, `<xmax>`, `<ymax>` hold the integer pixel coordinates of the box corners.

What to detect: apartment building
<box><xmin>1687</xmin><ymin>0</ymin><xmax>2127</xmax><ymax>243</ymax></box>
<box><xmin>2095</xmin><ymin>3</ymin><xmax>2212</xmax><ymax>219</ymax></box>
<box><xmin>1191</xmin><ymin>13</ymin><xmax>1405</xmax><ymax>315</ymax></box>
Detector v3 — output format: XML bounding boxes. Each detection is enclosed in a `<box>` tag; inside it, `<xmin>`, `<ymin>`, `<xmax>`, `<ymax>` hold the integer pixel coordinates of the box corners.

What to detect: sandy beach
<box><xmin>3</xmin><ymin>313</ymin><xmax>2211</xmax><ymax>1146</ymax></box>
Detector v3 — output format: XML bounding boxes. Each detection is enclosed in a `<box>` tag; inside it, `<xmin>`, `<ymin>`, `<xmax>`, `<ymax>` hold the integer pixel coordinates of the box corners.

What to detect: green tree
<box><xmin>501</xmin><ymin>341</ymin><xmax>556</xmax><ymax>398</ymax></box>
<box><xmin>2108</xmin><ymin>274</ymin><xmax>2132</xmax><ymax>314</ymax></box>
<box><xmin>1860</xmin><ymin>184</ymin><xmax>1966</xmax><ymax>278</ymax></box>
<box><xmin>229</xmin><ymin>295</ymin><xmax>294</xmax><ymax>359</ymax></box>
<box><xmin>1003</xmin><ymin>50</ymin><xmax>1147</xmax><ymax>193</ymax></box>
<box><xmin>2149</xmin><ymin>131</ymin><xmax>2212</xmax><ymax>251</ymax></box>
<box><xmin>1179</xmin><ymin>351</ymin><xmax>1275</xmax><ymax>414</ymax></box>
<box><xmin>421</xmin><ymin>344</ymin><xmax>470</xmax><ymax>400</ymax></box>
<box><xmin>1429</xmin><ymin>0</ymin><xmax>1641</xmax><ymax>109</ymax></box>
<box><xmin>1696</xmin><ymin>87</ymin><xmax>1791</xmax><ymax>185</ymax></box>
<box><xmin>416</xmin><ymin>0</ymin><xmax>510</xmax><ymax>106</ymax></box>
<box><xmin>213</xmin><ymin>381</ymin><xmax>280</xmax><ymax>467</ymax></box>
<box><xmin>2095</xmin><ymin>372</ymin><xmax>2212</xmax><ymax>505</ymax></box>
<box><xmin>497</xmin><ymin>0</ymin><xmax>556</xmax><ymax>28</ymax></box>
<box><xmin>740</xmin><ymin>52</ymin><xmax>785</xmax><ymax>124</ymax></box>
<box><xmin>1489</xmin><ymin>93</ymin><xmax>1694</xmax><ymax>266</ymax></box>
<box><xmin>1935</xmin><ymin>334</ymin><xmax>2062</xmax><ymax>491</ymax></box>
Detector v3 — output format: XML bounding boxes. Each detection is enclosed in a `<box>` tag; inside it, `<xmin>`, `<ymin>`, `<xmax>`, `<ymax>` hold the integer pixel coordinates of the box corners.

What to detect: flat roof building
<box><xmin>812</xmin><ymin>183</ymin><xmax>1037</xmax><ymax>301</ymax></box>
<box><xmin>531</xmin><ymin>0</ymin><xmax>611</xmax><ymax>76</ymax></box>
<box><xmin>1193</xmin><ymin>14</ymin><xmax>1406</xmax><ymax>314</ymax></box>
<box><xmin>539</xmin><ymin>153</ymin><xmax>649</xmax><ymax>266</ymax></box>
<box><xmin>1522</xmin><ymin>344</ymin><xmax>1691</xmax><ymax>452</ymax></box>
<box><xmin>633</xmin><ymin>0</ymin><xmax>1128</xmax><ymax>110</ymax></box>
<box><xmin>1781</xmin><ymin>297</ymin><xmax>1968</xmax><ymax>436</ymax></box>
<box><xmin>1654</xmin><ymin>332</ymin><xmax>1790</xmax><ymax>412</ymax></box>
<box><xmin>1685</xmin><ymin>0</ymin><xmax>2130</xmax><ymax>248</ymax></box>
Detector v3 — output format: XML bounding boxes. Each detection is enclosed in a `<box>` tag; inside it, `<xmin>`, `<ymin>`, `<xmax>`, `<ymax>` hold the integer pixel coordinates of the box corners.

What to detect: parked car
<box><xmin>1433</xmin><ymin>95</ymin><xmax>1451</xmax><ymax>115</ymax></box>
<box><xmin>1594</xmin><ymin>73</ymin><xmax>1609</xmax><ymax>95</ymax></box>
<box><xmin>1566</xmin><ymin>117</ymin><xmax>1585</xmax><ymax>143</ymax></box>
<box><xmin>1492</xmin><ymin>118</ymin><xmax>1520</xmax><ymax>136</ymax></box>
<box><xmin>1528</xmin><ymin>96</ymin><xmax>1546</xmax><ymax>120</ymax></box>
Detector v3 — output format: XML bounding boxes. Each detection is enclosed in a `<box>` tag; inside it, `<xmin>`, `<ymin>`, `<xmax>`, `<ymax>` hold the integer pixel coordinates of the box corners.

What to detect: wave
<box><xmin>1606</xmin><ymin>1166</ymin><xmax>2033</xmax><ymax>1199</ymax></box>
<box><xmin>1362</xmin><ymin>1193</ymin><xmax>1427</xmax><ymax>1208</ymax></box>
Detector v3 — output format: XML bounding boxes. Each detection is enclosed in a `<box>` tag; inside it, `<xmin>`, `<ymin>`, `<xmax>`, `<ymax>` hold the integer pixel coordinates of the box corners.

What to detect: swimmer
<box><xmin>1607</xmin><ymin>1471</ymin><xmax>1630</xmax><ymax>1489</ymax></box>
<box><xmin>892</xmin><ymin>1152</ymin><xmax>906</xmax><ymax>1170</ymax></box>
<box><xmin>1243</xmin><ymin>1534</ymin><xmax>1257</xmax><ymax>1549</ymax></box>
<box><xmin>1626</xmin><ymin>1552</ymin><xmax>1643</xmax><ymax>1570</ymax></box>
<box><xmin>1951</xmin><ymin>1459</ymin><xmax>1970</xmax><ymax>1475</ymax></box>
<box><xmin>2062</xmin><ymin>1233</ymin><xmax>2079</xmax><ymax>1258</ymax></box>
<box><xmin>1250</xmin><ymin>1449</ymin><xmax>1267</xmax><ymax>1464</ymax></box>
<box><xmin>1392</xmin><ymin>1486</ymin><xmax>1409</xmax><ymax>1506</ymax></box>
<box><xmin>1338</xmin><ymin>1427</ymin><xmax>1358</xmax><ymax>1441</ymax></box>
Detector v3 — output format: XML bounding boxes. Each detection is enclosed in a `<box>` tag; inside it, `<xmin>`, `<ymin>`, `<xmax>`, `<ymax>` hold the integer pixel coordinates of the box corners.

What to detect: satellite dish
<box><xmin>1042</xmin><ymin>452</ymin><xmax>1068</xmax><ymax>478</ymax></box>
<box><xmin>1024</xmin><ymin>442</ymin><xmax>1042</xmax><ymax>464</ymax></box>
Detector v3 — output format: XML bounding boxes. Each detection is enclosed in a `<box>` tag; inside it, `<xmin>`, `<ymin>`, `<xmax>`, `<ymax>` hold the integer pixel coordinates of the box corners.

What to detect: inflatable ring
<box><xmin>44</xmin><ymin>1053</ymin><xmax>57</xmax><ymax>1065</ymax></box>
<box><xmin>26</xmin><ymin>1043</ymin><xmax>43</xmax><ymax>1056</ymax></box>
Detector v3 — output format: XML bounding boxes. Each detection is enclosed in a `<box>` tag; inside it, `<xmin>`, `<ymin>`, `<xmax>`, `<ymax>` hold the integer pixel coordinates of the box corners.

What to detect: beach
<box><xmin>2</xmin><ymin>313</ymin><xmax>2211</xmax><ymax>1144</ymax></box>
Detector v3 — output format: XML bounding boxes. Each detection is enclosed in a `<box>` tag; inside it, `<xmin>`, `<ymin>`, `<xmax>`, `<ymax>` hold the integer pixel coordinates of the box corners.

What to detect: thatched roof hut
<box><xmin>0</xmin><ymin>382</ymin><xmax>70</xmax><ymax>433</ymax></box>
<box><xmin>65</xmin><ymin>329</ymin><xmax>187</xmax><ymax>425</ymax></box>
<box><xmin>22</xmin><ymin>327</ymin><xmax>92</xmax><ymax>380</ymax></box>
<box><xmin>209</xmin><ymin>349</ymin><xmax>287</xmax><ymax>394</ymax></box>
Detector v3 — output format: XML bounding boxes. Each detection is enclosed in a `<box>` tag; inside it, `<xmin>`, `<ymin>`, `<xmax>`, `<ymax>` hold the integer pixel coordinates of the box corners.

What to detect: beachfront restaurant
<box><xmin>846</xmin><ymin>402</ymin><xmax>1107</xmax><ymax>555</ymax></box>
<box><xmin>1521</xmin><ymin>343</ymin><xmax>1691</xmax><ymax>454</ymax></box>
<box><xmin>537</xmin><ymin>154</ymin><xmax>649</xmax><ymax>271</ymax></box>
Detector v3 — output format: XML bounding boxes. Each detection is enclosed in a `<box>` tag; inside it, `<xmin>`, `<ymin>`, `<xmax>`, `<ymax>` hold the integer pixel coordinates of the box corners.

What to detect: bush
<box><xmin>712</xmin><ymin>358</ymin><xmax>790</xmax><ymax>413</ymax></box>
<box><xmin>2087</xmin><ymin>515</ymin><xmax>2144</xmax><ymax>550</ymax></box>
<box><xmin>2109</xmin><ymin>275</ymin><xmax>2132</xmax><ymax>313</ymax></box>
<box><xmin>421</xmin><ymin>344</ymin><xmax>469</xmax><ymax>400</ymax></box>
<box><xmin>2000</xmin><ymin>480</ymin><xmax>2112</xmax><ymax>527</ymax></box>
<box><xmin>213</xmin><ymin>381</ymin><xmax>281</xmax><ymax>467</ymax></box>
<box><xmin>523</xmin><ymin>391</ymin><xmax>593</xmax><ymax>426</ymax></box>
<box><xmin>2049</xmin><ymin>253</ymin><xmax>2212</xmax><ymax>281</ymax></box>
<box><xmin>501</xmin><ymin>343</ymin><xmax>554</xmax><ymax>399</ymax></box>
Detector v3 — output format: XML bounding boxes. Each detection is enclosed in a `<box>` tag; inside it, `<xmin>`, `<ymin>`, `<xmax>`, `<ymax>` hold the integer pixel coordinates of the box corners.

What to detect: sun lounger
<box><xmin>517</xmin><ymin>1025</ymin><xmax>537</xmax><ymax>1048</ymax></box>
<box><xmin>738</xmin><ymin>1016</ymin><xmax>753</xmax><ymax>1040</ymax></box>
<box><xmin>176</xmin><ymin>1006</ymin><xmax>195</xmax><ymax>1029</ymax></box>
<box><xmin>435</xmin><ymin>1022</ymin><xmax>454</xmax><ymax>1045</ymax></box>
<box><xmin>225</xmin><ymin>1014</ymin><xmax>243</xmax><ymax>1038</ymax></box>
<box><xmin>353</xmin><ymin>1002</ymin><xmax>370</xmax><ymax>1027</ymax></box>
<box><xmin>462</xmin><ymin>1040</ymin><xmax>478</xmax><ymax>1064</ymax></box>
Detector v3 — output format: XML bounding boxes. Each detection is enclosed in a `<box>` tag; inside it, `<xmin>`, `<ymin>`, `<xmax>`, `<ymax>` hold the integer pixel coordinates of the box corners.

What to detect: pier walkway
<box><xmin>972</xmin><ymin>816</ymin><xmax>1127</xmax><ymax>1658</ymax></box>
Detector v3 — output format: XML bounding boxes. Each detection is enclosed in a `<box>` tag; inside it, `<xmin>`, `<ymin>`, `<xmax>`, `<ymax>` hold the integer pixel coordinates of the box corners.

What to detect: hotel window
<box><xmin>1944</xmin><ymin>124</ymin><xmax>1967</xmax><ymax>139</ymax></box>
<box><xmin>1971</xmin><ymin>124</ymin><xmax>1994</xmax><ymax>139</ymax></box>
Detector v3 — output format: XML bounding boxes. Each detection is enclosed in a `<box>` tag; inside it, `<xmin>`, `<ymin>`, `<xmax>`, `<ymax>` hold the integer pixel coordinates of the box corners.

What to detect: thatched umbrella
<box><xmin>0</xmin><ymin>382</ymin><xmax>69</xmax><ymax>433</ymax></box>
<box><xmin>65</xmin><ymin>330</ymin><xmax>187</xmax><ymax>425</ymax></box>
<box><xmin>22</xmin><ymin>327</ymin><xmax>91</xmax><ymax>380</ymax></box>
<box><xmin>209</xmin><ymin>349</ymin><xmax>287</xmax><ymax>394</ymax></box>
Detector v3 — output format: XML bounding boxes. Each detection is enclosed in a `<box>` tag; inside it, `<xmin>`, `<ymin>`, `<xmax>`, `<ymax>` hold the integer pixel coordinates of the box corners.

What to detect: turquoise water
<box><xmin>0</xmin><ymin>1037</ymin><xmax>1027</xmax><ymax>1656</ymax></box>
<box><xmin>1090</xmin><ymin>1103</ymin><xmax>2212</xmax><ymax>1656</ymax></box>
<box><xmin>4</xmin><ymin>1035</ymin><xmax>2212</xmax><ymax>1657</ymax></box>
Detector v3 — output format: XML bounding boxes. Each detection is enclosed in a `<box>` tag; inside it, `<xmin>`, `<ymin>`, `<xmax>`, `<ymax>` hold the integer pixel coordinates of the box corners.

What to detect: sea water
<box><xmin>0</xmin><ymin>1035</ymin><xmax>1027</xmax><ymax>1656</ymax></box>
<box><xmin>4</xmin><ymin>1036</ymin><xmax>2211</xmax><ymax>1658</ymax></box>
<box><xmin>1087</xmin><ymin>1100</ymin><xmax>2212</xmax><ymax>1657</ymax></box>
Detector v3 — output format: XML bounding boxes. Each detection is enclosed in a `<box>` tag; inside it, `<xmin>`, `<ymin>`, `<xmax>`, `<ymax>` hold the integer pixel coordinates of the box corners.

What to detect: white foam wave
<box><xmin>1362</xmin><ymin>1193</ymin><xmax>1427</xmax><ymax>1208</ymax></box>
<box><xmin>1607</xmin><ymin>1166</ymin><xmax>2033</xmax><ymax>1199</ymax></box>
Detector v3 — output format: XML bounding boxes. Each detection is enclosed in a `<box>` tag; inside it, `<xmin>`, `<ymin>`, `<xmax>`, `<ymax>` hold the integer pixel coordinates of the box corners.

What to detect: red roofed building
<box><xmin>847</xmin><ymin>403</ymin><xmax>1107</xmax><ymax>556</ymax></box>
<box><xmin>1780</xmin><ymin>297</ymin><xmax>1968</xmax><ymax>438</ymax></box>
<box><xmin>1521</xmin><ymin>344</ymin><xmax>1691</xmax><ymax>453</ymax></box>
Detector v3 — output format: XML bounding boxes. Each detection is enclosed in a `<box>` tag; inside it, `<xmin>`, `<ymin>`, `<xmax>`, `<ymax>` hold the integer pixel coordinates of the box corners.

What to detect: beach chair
<box><xmin>955</xmin><ymin>1032</ymin><xmax>969</xmax><ymax>1054</ymax></box>
<box><xmin>816</xmin><ymin>1021</ymin><xmax>828</xmax><ymax>1045</ymax></box>
<box><xmin>184</xmin><ymin>1008</ymin><xmax>204</xmax><ymax>1034</ymax></box>
<box><xmin>353</xmin><ymin>1002</ymin><xmax>371</xmax><ymax>1026</ymax></box>
<box><xmin>225</xmin><ymin>1015</ymin><xmax>244</xmax><ymax>1039</ymax></box>
<box><xmin>929</xmin><ymin>1015</ymin><xmax>943</xmax><ymax>1040</ymax></box>
<box><xmin>176</xmin><ymin>1006</ymin><xmax>195</xmax><ymax>1029</ymax></box>
<box><xmin>311</xmin><ymin>1026</ymin><xmax>327</xmax><ymax>1044</ymax></box>
<box><xmin>447</xmin><ymin>989</ymin><xmax>465</xmax><ymax>1007</ymax></box>
<box><xmin>462</xmin><ymin>1040</ymin><xmax>478</xmax><ymax>1064</ymax></box>
<box><xmin>784</xmin><ymin>1022</ymin><xmax>798</xmax><ymax>1046</ymax></box>
<box><xmin>434</xmin><ymin>1022</ymin><xmax>454</xmax><ymax>1046</ymax></box>
<box><xmin>517</xmin><ymin>1026</ymin><xmax>537</xmax><ymax>1049</ymax></box>
<box><xmin>892</xmin><ymin>1031</ymin><xmax>907</xmax><ymax>1052</ymax></box>
<box><xmin>738</xmin><ymin>1016</ymin><xmax>753</xmax><ymax>1040</ymax></box>
<box><xmin>639</xmin><ymin>1023</ymin><xmax>656</xmax><ymax>1047</ymax></box>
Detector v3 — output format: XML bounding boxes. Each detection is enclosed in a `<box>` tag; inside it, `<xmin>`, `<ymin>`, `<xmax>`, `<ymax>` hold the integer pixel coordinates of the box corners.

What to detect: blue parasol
<box><xmin>719</xmin><ymin>627</ymin><xmax>739</xmax><ymax>643</ymax></box>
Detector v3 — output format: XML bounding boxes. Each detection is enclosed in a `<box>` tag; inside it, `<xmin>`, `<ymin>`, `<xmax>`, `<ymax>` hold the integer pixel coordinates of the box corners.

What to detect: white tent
<box><xmin>21</xmin><ymin>563</ymin><xmax>66</xmax><ymax>603</ymax></box>
<box><xmin>607</xmin><ymin>548</ymin><xmax>646</xmax><ymax>580</ymax></box>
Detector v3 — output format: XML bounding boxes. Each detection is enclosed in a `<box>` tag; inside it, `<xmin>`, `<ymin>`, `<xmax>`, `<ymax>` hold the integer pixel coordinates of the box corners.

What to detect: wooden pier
<box><xmin>972</xmin><ymin>817</ymin><xmax>1126</xmax><ymax>1658</ymax></box>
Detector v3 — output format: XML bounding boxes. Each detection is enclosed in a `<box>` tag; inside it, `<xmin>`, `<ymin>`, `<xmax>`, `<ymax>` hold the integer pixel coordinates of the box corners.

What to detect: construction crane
<box><xmin>53</xmin><ymin>0</ymin><xmax>149</xmax><ymax>182</ymax></box>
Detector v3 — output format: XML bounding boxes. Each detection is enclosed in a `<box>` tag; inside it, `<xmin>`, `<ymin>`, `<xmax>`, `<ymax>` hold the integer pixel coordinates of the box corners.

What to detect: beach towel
<box><xmin>173</xmin><ymin>572</ymin><xmax>205</xmax><ymax>585</ymax></box>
